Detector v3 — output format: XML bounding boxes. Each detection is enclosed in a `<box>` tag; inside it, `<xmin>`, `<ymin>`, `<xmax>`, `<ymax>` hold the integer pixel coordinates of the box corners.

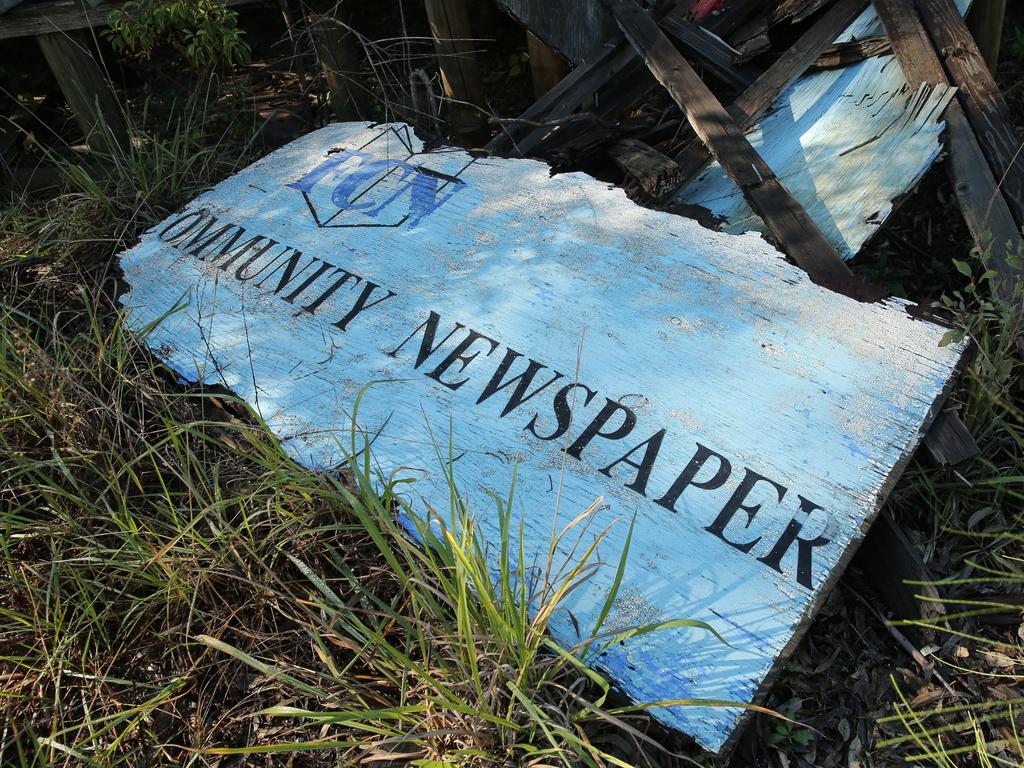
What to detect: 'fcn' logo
<box><xmin>287</xmin><ymin>148</ymin><xmax>467</xmax><ymax>229</ymax></box>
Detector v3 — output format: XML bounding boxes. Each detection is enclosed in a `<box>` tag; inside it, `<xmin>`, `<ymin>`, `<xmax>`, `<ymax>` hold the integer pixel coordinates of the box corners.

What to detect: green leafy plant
<box><xmin>507</xmin><ymin>50</ymin><xmax>529</xmax><ymax>77</ymax></box>
<box><xmin>106</xmin><ymin>0</ymin><xmax>251</xmax><ymax>70</ymax></box>
<box><xmin>878</xmin><ymin>238</ymin><xmax>1024</xmax><ymax>766</ymax></box>
<box><xmin>765</xmin><ymin>708</ymin><xmax>814</xmax><ymax>751</ymax></box>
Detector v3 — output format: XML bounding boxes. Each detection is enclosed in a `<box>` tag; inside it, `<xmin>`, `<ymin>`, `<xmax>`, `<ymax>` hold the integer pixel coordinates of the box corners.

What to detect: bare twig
<box><xmin>845</xmin><ymin>585</ymin><xmax>959</xmax><ymax>697</ymax></box>
<box><xmin>487</xmin><ymin>113</ymin><xmax>618</xmax><ymax>130</ymax></box>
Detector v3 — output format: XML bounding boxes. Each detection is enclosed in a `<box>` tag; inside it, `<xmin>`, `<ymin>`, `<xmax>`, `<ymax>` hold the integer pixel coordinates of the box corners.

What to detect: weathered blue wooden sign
<box><xmin>119</xmin><ymin>122</ymin><xmax>963</xmax><ymax>752</ymax></box>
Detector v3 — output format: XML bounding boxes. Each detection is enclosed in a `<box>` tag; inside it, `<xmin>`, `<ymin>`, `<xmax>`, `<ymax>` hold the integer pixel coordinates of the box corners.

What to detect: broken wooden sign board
<box><xmin>675</xmin><ymin>0</ymin><xmax>972</xmax><ymax>259</ymax></box>
<box><xmin>118</xmin><ymin>122</ymin><xmax>963</xmax><ymax>753</ymax></box>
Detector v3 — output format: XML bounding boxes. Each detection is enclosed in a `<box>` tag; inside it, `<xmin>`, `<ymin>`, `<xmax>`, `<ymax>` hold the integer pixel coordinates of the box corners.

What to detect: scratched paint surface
<box><xmin>119</xmin><ymin>123</ymin><xmax>962</xmax><ymax>752</ymax></box>
<box><xmin>675</xmin><ymin>0</ymin><xmax>971</xmax><ymax>259</ymax></box>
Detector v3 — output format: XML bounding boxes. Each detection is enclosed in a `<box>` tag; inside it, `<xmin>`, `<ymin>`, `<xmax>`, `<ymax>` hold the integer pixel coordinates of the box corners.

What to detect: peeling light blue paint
<box><xmin>675</xmin><ymin>0</ymin><xmax>971</xmax><ymax>259</ymax></box>
<box><xmin>119</xmin><ymin>123</ymin><xmax>964</xmax><ymax>752</ymax></box>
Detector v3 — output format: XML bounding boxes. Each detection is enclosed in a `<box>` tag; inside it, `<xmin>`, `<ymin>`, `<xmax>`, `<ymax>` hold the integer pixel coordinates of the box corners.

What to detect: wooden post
<box><xmin>277</xmin><ymin>0</ymin><xmax>315</xmax><ymax>129</ymax></box>
<box><xmin>423</xmin><ymin>0</ymin><xmax>486</xmax><ymax>135</ymax></box>
<box><xmin>305</xmin><ymin>4</ymin><xmax>367</xmax><ymax>121</ymax></box>
<box><xmin>916</xmin><ymin>0</ymin><xmax>1024</xmax><ymax>231</ymax></box>
<box><xmin>526</xmin><ymin>32</ymin><xmax>568</xmax><ymax>98</ymax></box>
<box><xmin>873</xmin><ymin>0</ymin><xmax>1022</xmax><ymax>297</ymax></box>
<box><xmin>36</xmin><ymin>29</ymin><xmax>128</xmax><ymax>153</ymax></box>
<box><xmin>967</xmin><ymin>0</ymin><xmax>1006</xmax><ymax>74</ymax></box>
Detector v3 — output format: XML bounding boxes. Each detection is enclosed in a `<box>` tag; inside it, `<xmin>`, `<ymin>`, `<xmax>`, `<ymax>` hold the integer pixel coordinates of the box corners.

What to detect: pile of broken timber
<box><xmin>486</xmin><ymin>0</ymin><xmax>1022</xmax><ymax>307</ymax></box>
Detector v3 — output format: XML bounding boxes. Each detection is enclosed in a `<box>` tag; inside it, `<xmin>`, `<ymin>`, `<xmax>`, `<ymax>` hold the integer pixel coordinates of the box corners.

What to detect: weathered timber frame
<box><xmin>485</xmin><ymin>0</ymin><xmax>765</xmax><ymax>157</ymax></box>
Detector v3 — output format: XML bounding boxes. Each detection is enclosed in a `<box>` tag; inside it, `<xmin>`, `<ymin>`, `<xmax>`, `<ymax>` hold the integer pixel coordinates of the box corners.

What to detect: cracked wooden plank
<box><xmin>675</xmin><ymin>1</ymin><xmax>971</xmax><ymax>261</ymax></box>
<box><xmin>117</xmin><ymin>122</ymin><xmax>964</xmax><ymax>753</ymax></box>
<box><xmin>672</xmin><ymin>0</ymin><xmax>870</xmax><ymax>186</ymax></box>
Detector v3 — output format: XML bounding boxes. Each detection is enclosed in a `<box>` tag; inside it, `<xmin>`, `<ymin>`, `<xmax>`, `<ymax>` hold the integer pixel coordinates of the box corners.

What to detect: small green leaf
<box><xmin>793</xmin><ymin>729</ymin><xmax>814</xmax><ymax>746</ymax></box>
<box><xmin>938</xmin><ymin>329</ymin><xmax>965</xmax><ymax>348</ymax></box>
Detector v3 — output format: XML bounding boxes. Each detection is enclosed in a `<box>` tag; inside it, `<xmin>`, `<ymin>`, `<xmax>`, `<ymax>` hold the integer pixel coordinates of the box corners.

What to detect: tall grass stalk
<box><xmin>880</xmin><ymin>253</ymin><xmax>1024</xmax><ymax>766</ymax></box>
<box><xmin>0</xmin><ymin>281</ymin><xmax>729</xmax><ymax>766</ymax></box>
<box><xmin>3</xmin><ymin>124</ymin><xmax>733</xmax><ymax>763</ymax></box>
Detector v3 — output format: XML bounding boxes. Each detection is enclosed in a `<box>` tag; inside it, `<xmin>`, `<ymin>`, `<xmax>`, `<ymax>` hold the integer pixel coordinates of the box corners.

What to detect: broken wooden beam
<box><xmin>493</xmin><ymin>0</ymin><xmax>764</xmax><ymax>66</ymax></box>
<box><xmin>485</xmin><ymin>33</ymin><xmax>638</xmax><ymax>155</ymax></box>
<box><xmin>610</xmin><ymin>137</ymin><xmax>683</xmax><ymax>200</ymax></box>
<box><xmin>771</xmin><ymin>0</ymin><xmax>835</xmax><ymax>25</ymax></box>
<box><xmin>605</xmin><ymin>0</ymin><xmax>871</xmax><ymax>297</ymax></box>
<box><xmin>659</xmin><ymin>11</ymin><xmax>757</xmax><ymax>91</ymax></box>
<box><xmin>673</xmin><ymin>0</ymin><xmax>870</xmax><ymax>184</ymax></box>
<box><xmin>915</xmin><ymin>0</ymin><xmax>1024</xmax><ymax>230</ymax></box>
<box><xmin>873</xmin><ymin>0</ymin><xmax>1022</xmax><ymax>296</ymax></box>
<box><xmin>812</xmin><ymin>35</ymin><xmax>890</xmax><ymax>68</ymax></box>
<box><xmin>485</xmin><ymin>0</ymin><xmax>688</xmax><ymax>156</ymax></box>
